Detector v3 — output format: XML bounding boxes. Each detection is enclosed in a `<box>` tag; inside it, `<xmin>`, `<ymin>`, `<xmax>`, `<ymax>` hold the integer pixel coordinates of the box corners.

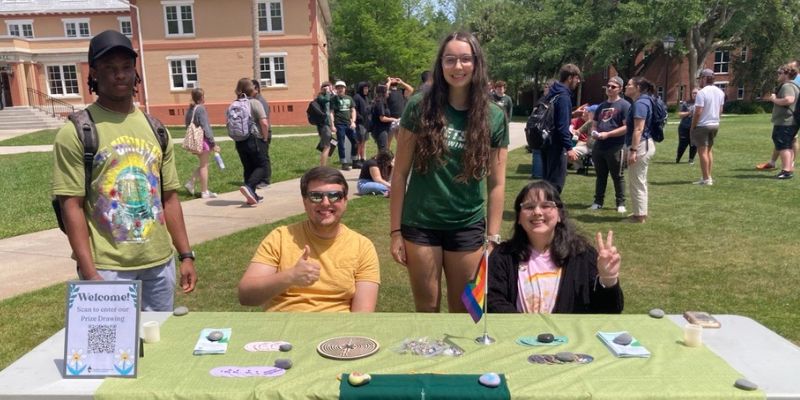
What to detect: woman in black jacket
<box><xmin>488</xmin><ymin>181</ymin><xmax>623</xmax><ymax>313</ymax></box>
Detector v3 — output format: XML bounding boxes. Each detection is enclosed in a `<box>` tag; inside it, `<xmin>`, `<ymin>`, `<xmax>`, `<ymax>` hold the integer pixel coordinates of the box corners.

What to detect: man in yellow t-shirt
<box><xmin>238</xmin><ymin>167</ymin><xmax>380</xmax><ymax>312</ymax></box>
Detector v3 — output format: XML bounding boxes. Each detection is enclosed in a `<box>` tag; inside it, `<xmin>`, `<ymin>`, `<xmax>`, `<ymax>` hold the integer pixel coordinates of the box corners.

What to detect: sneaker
<box><xmin>184</xmin><ymin>179</ymin><xmax>195</xmax><ymax>196</ymax></box>
<box><xmin>239</xmin><ymin>185</ymin><xmax>257</xmax><ymax>205</ymax></box>
<box><xmin>588</xmin><ymin>203</ymin><xmax>602</xmax><ymax>210</ymax></box>
<box><xmin>756</xmin><ymin>162</ymin><xmax>776</xmax><ymax>171</ymax></box>
<box><xmin>200</xmin><ymin>191</ymin><xmax>217</xmax><ymax>199</ymax></box>
<box><xmin>256</xmin><ymin>195</ymin><xmax>264</xmax><ymax>204</ymax></box>
<box><xmin>692</xmin><ymin>178</ymin><xmax>713</xmax><ymax>186</ymax></box>
<box><xmin>616</xmin><ymin>205</ymin><xmax>627</xmax><ymax>213</ymax></box>
<box><xmin>341</xmin><ymin>163</ymin><xmax>352</xmax><ymax>171</ymax></box>
<box><xmin>688</xmin><ymin>159</ymin><xmax>695</xmax><ymax>165</ymax></box>
<box><xmin>777</xmin><ymin>170</ymin><xmax>794</xmax><ymax>179</ymax></box>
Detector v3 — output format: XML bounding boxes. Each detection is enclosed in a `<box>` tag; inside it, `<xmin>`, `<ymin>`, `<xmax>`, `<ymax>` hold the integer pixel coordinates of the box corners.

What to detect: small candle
<box><xmin>683</xmin><ymin>323</ymin><xmax>703</xmax><ymax>347</ymax></box>
<box><xmin>142</xmin><ymin>321</ymin><xmax>160</xmax><ymax>343</ymax></box>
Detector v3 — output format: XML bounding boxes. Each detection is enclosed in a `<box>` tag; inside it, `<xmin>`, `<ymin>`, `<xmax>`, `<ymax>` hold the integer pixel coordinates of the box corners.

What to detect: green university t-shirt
<box><xmin>400</xmin><ymin>94</ymin><xmax>509</xmax><ymax>230</ymax></box>
<box><xmin>331</xmin><ymin>95</ymin><xmax>354</xmax><ymax>126</ymax></box>
<box><xmin>51</xmin><ymin>104</ymin><xmax>180</xmax><ymax>270</ymax></box>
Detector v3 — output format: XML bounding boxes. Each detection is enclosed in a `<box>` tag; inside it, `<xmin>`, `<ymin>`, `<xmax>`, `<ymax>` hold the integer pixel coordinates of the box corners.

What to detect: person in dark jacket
<box><xmin>542</xmin><ymin>64</ymin><xmax>582</xmax><ymax>194</ymax></box>
<box><xmin>353</xmin><ymin>82</ymin><xmax>371</xmax><ymax>168</ymax></box>
<box><xmin>488</xmin><ymin>181</ymin><xmax>623</xmax><ymax>314</ymax></box>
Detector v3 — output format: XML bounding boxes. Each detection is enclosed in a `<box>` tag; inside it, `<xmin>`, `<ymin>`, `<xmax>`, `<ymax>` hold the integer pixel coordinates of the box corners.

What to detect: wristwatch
<box><xmin>178</xmin><ymin>251</ymin><xmax>196</xmax><ymax>261</ymax></box>
<box><xmin>487</xmin><ymin>234</ymin><xmax>502</xmax><ymax>245</ymax></box>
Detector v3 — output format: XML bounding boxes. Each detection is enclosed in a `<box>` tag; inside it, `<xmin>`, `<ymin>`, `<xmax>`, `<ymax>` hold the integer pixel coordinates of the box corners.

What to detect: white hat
<box><xmin>334</xmin><ymin>80</ymin><xmax>346</xmax><ymax>87</ymax></box>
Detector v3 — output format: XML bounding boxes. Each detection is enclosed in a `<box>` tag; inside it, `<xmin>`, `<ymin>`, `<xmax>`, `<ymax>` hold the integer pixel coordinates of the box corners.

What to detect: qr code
<box><xmin>87</xmin><ymin>324</ymin><xmax>116</xmax><ymax>354</ymax></box>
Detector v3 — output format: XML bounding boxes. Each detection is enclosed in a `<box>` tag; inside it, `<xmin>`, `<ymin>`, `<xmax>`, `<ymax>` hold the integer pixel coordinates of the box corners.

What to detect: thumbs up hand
<box><xmin>291</xmin><ymin>245</ymin><xmax>321</xmax><ymax>287</ymax></box>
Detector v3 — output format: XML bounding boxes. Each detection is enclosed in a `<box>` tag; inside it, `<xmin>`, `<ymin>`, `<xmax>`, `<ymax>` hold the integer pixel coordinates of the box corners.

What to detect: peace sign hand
<box><xmin>595</xmin><ymin>231</ymin><xmax>621</xmax><ymax>287</ymax></box>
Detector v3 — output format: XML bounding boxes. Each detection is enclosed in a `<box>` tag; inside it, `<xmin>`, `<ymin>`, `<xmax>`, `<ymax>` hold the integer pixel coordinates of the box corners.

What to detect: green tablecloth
<box><xmin>97</xmin><ymin>312</ymin><xmax>764</xmax><ymax>400</ymax></box>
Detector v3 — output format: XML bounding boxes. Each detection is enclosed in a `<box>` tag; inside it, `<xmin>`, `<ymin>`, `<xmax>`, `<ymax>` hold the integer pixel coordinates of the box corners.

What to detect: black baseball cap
<box><xmin>88</xmin><ymin>30</ymin><xmax>137</xmax><ymax>66</ymax></box>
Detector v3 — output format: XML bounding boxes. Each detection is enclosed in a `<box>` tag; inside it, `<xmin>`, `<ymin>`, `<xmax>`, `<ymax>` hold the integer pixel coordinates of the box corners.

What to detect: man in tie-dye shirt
<box><xmin>52</xmin><ymin>30</ymin><xmax>196</xmax><ymax>311</ymax></box>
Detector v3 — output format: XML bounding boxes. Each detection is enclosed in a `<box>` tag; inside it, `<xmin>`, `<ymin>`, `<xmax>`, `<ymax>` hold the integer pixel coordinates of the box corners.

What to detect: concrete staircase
<box><xmin>0</xmin><ymin>106</ymin><xmax>66</xmax><ymax>131</ymax></box>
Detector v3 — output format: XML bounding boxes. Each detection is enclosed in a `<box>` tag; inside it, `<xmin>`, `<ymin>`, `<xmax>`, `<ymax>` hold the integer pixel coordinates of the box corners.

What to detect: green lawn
<box><xmin>0</xmin><ymin>125</ymin><xmax>316</xmax><ymax>146</ymax></box>
<box><xmin>2</xmin><ymin>114</ymin><xmax>799</xmax><ymax>372</ymax></box>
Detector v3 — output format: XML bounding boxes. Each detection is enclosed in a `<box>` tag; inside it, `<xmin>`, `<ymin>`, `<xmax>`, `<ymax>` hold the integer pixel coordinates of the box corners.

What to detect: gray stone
<box><xmin>173</xmin><ymin>306</ymin><xmax>189</xmax><ymax>316</ymax></box>
<box><xmin>478</xmin><ymin>372</ymin><xmax>501</xmax><ymax>388</ymax></box>
<box><xmin>555</xmin><ymin>352</ymin><xmax>575</xmax><ymax>362</ymax></box>
<box><xmin>613</xmin><ymin>333</ymin><xmax>633</xmax><ymax>346</ymax></box>
<box><xmin>206</xmin><ymin>330</ymin><xmax>224</xmax><ymax>341</ymax></box>
<box><xmin>734</xmin><ymin>378</ymin><xmax>758</xmax><ymax>391</ymax></box>
<box><xmin>279</xmin><ymin>343</ymin><xmax>292</xmax><ymax>352</ymax></box>
<box><xmin>648</xmin><ymin>308</ymin><xmax>665</xmax><ymax>318</ymax></box>
<box><xmin>274</xmin><ymin>359</ymin><xmax>293</xmax><ymax>370</ymax></box>
<box><xmin>537</xmin><ymin>333</ymin><xmax>555</xmax><ymax>343</ymax></box>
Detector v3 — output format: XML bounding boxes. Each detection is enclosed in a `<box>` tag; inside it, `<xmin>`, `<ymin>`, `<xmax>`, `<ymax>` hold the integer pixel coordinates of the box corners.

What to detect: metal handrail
<box><xmin>26</xmin><ymin>88</ymin><xmax>75</xmax><ymax>118</ymax></box>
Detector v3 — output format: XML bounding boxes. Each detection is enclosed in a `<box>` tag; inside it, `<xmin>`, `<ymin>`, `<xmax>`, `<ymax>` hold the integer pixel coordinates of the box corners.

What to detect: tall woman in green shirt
<box><xmin>389</xmin><ymin>32</ymin><xmax>509</xmax><ymax>312</ymax></box>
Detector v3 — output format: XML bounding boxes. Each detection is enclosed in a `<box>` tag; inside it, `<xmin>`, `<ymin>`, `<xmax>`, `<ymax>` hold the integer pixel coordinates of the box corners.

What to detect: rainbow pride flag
<box><xmin>461</xmin><ymin>250</ymin><xmax>488</xmax><ymax>323</ymax></box>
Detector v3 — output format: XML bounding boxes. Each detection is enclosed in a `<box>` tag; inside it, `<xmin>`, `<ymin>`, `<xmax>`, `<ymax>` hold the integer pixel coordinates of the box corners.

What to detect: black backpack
<box><xmin>525</xmin><ymin>94</ymin><xmax>560</xmax><ymax>150</ymax></box>
<box><xmin>306</xmin><ymin>99</ymin><xmax>327</xmax><ymax>125</ymax></box>
<box><xmin>648</xmin><ymin>95</ymin><xmax>668</xmax><ymax>142</ymax></box>
<box><xmin>52</xmin><ymin>109</ymin><xmax>169</xmax><ymax>233</ymax></box>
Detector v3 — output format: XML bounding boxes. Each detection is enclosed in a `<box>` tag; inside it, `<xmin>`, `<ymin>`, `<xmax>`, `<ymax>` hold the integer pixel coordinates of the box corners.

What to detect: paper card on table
<box><xmin>193</xmin><ymin>328</ymin><xmax>232</xmax><ymax>355</ymax></box>
<box><xmin>244</xmin><ymin>341</ymin><xmax>290</xmax><ymax>352</ymax></box>
<box><xmin>596</xmin><ymin>331</ymin><xmax>651</xmax><ymax>358</ymax></box>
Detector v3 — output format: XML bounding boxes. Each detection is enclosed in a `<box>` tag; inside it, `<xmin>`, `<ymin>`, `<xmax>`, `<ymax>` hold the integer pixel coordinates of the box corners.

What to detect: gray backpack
<box><xmin>226</xmin><ymin>97</ymin><xmax>255</xmax><ymax>141</ymax></box>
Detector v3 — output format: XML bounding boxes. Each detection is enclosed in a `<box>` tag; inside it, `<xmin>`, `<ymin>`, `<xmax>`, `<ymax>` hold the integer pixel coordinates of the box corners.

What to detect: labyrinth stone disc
<box><xmin>316</xmin><ymin>336</ymin><xmax>380</xmax><ymax>360</ymax></box>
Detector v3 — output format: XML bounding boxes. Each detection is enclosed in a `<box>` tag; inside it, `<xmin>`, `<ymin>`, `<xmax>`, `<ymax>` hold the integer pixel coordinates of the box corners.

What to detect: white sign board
<box><xmin>63</xmin><ymin>280</ymin><xmax>141</xmax><ymax>378</ymax></box>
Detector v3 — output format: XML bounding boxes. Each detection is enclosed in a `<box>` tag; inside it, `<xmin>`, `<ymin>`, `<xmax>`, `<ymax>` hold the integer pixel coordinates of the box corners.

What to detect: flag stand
<box><xmin>474</xmin><ymin>245</ymin><xmax>494</xmax><ymax>345</ymax></box>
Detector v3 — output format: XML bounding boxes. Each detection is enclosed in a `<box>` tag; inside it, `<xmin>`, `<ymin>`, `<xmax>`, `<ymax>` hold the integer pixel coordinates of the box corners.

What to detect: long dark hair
<box><xmin>374</xmin><ymin>150</ymin><xmax>394</xmax><ymax>180</ymax></box>
<box><xmin>500</xmin><ymin>181</ymin><xmax>590</xmax><ymax>267</ymax></box>
<box><xmin>417</xmin><ymin>31</ymin><xmax>491</xmax><ymax>182</ymax></box>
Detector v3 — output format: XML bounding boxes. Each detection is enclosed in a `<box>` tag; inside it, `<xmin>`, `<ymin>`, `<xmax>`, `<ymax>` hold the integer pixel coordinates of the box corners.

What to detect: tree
<box><xmin>328</xmin><ymin>0</ymin><xmax>438</xmax><ymax>87</ymax></box>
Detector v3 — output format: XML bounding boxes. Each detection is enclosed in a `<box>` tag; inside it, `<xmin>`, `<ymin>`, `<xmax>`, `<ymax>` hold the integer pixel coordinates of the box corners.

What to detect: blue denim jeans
<box><xmin>357</xmin><ymin>179</ymin><xmax>389</xmax><ymax>195</ymax></box>
<box><xmin>335</xmin><ymin>124</ymin><xmax>358</xmax><ymax>164</ymax></box>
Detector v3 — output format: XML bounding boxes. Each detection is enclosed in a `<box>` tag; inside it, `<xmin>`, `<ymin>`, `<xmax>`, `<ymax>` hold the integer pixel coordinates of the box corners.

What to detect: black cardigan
<box><xmin>487</xmin><ymin>245</ymin><xmax>624</xmax><ymax>314</ymax></box>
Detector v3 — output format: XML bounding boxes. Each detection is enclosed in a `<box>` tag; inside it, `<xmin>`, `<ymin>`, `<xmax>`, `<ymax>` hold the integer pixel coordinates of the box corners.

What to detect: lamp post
<box><xmin>662</xmin><ymin>35</ymin><xmax>675</xmax><ymax>104</ymax></box>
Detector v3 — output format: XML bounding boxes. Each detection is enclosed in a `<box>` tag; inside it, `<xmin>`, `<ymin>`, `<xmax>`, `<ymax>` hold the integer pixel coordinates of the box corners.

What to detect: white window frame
<box><xmin>161</xmin><ymin>0</ymin><xmax>195</xmax><ymax>37</ymax></box>
<box><xmin>6</xmin><ymin>19</ymin><xmax>34</xmax><ymax>38</ymax></box>
<box><xmin>713</xmin><ymin>50</ymin><xmax>730</xmax><ymax>74</ymax></box>
<box><xmin>46</xmin><ymin>64</ymin><xmax>80</xmax><ymax>97</ymax></box>
<box><xmin>166</xmin><ymin>55</ymin><xmax>199</xmax><ymax>90</ymax></box>
<box><xmin>118</xmin><ymin>16</ymin><xmax>132</xmax><ymax>37</ymax></box>
<box><xmin>714</xmin><ymin>81</ymin><xmax>728</xmax><ymax>93</ymax></box>
<box><xmin>737</xmin><ymin>85</ymin><xmax>745</xmax><ymax>100</ymax></box>
<box><xmin>259</xmin><ymin>52</ymin><xmax>287</xmax><ymax>87</ymax></box>
<box><xmin>740</xmin><ymin>46</ymin><xmax>748</xmax><ymax>62</ymax></box>
<box><xmin>63</xmin><ymin>18</ymin><xmax>91</xmax><ymax>38</ymax></box>
<box><xmin>657</xmin><ymin>86</ymin><xmax>664</xmax><ymax>99</ymax></box>
<box><xmin>257</xmin><ymin>0</ymin><xmax>284</xmax><ymax>33</ymax></box>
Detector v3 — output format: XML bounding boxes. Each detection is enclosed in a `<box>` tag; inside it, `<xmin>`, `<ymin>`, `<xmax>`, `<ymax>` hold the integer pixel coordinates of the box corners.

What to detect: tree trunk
<box><xmin>687</xmin><ymin>29</ymin><xmax>697</xmax><ymax>94</ymax></box>
<box><xmin>252</xmin><ymin>0</ymin><xmax>260</xmax><ymax>81</ymax></box>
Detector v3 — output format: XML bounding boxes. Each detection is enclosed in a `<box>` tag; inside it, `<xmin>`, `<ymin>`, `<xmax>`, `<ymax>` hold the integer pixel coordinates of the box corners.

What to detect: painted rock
<box><xmin>206</xmin><ymin>331</ymin><xmax>224</xmax><ymax>342</ymax></box>
<box><xmin>479</xmin><ymin>372</ymin><xmax>501</xmax><ymax>388</ymax></box>
<box><xmin>274</xmin><ymin>359</ymin><xmax>293</xmax><ymax>370</ymax></box>
<box><xmin>555</xmin><ymin>352</ymin><xmax>575</xmax><ymax>362</ymax></box>
<box><xmin>279</xmin><ymin>343</ymin><xmax>293</xmax><ymax>352</ymax></box>
<box><xmin>613</xmin><ymin>333</ymin><xmax>633</xmax><ymax>346</ymax></box>
<box><xmin>173</xmin><ymin>306</ymin><xmax>189</xmax><ymax>316</ymax></box>
<box><xmin>348</xmin><ymin>372</ymin><xmax>371</xmax><ymax>386</ymax></box>
<box><xmin>734</xmin><ymin>378</ymin><xmax>758</xmax><ymax>391</ymax></box>
<box><xmin>537</xmin><ymin>333</ymin><xmax>555</xmax><ymax>343</ymax></box>
<box><xmin>648</xmin><ymin>308</ymin><xmax>665</xmax><ymax>318</ymax></box>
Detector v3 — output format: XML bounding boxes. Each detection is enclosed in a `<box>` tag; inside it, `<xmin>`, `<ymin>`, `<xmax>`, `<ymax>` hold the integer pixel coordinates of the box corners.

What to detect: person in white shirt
<box><xmin>690</xmin><ymin>69</ymin><xmax>725</xmax><ymax>186</ymax></box>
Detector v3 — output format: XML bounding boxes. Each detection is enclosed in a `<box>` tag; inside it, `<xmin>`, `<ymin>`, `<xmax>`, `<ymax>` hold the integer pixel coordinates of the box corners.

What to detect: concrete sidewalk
<box><xmin>0</xmin><ymin>122</ymin><xmax>526</xmax><ymax>301</ymax></box>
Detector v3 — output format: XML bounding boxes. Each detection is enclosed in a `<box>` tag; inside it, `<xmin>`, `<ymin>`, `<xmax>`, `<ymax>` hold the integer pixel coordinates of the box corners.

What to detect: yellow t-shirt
<box><xmin>251</xmin><ymin>220</ymin><xmax>380</xmax><ymax>312</ymax></box>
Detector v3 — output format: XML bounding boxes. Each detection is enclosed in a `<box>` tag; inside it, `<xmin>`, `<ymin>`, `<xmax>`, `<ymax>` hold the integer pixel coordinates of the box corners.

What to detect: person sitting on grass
<box><xmin>487</xmin><ymin>181</ymin><xmax>623</xmax><ymax>313</ymax></box>
<box><xmin>237</xmin><ymin>167</ymin><xmax>380</xmax><ymax>312</ymax></box>
<box><xmin>357</xmin><ymin>150</ymin><xmax>393</xmax><ymax>197</ymax></box>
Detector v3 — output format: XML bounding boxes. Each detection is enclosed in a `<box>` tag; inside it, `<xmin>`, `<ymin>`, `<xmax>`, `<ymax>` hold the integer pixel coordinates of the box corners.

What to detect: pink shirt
<box><xmin>516</xmin><ymin>248</ymin><xmax>562</xmax><ymax>313</ymax></box>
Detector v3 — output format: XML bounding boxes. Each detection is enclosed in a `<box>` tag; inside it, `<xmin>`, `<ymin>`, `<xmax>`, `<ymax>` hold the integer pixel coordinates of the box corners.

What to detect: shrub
<box><xmin>723</xmin><ymin>100</ymin><xmax>766</xmax><ymax>114</ymax></box>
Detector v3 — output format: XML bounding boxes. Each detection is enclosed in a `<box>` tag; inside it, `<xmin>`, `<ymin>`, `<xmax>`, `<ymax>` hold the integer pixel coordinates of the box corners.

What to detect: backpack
<box><xmin>648</xmin><ymin>95</ymin><xmax>668</xmax><ymax>142</ymax></box>
<box><xmin>306</xmin><ymin>99</ymin><xmax>327</xmax><ymax>126</ymax></box>
<box><xmin>53</xmin><ymin>109</ymin><xmax>169</xmax><ymax>233</ymax></box>
<box><xmin>525</xmin><ymin>94</ymin><xmax>560</xmax><ymax>150</ymax></box>
<box><xmin>226</xmin><ymin>97</ymin><xmax>255</xmax><ymax>141</ymax></box>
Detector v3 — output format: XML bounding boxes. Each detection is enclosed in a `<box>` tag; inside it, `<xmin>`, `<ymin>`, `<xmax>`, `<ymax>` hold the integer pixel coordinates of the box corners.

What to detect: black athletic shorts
<box><xmin>401</xmin><ymin>220</ymin><xmax>485</xmax><ymax>252</ymax></box>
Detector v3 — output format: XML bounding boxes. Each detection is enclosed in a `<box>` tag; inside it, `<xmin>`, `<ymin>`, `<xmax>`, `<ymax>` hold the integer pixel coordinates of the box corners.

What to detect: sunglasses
<box><xmin>605</xmin><ymin>85</ymin><xmax>620</xmax><ymax>89</ymax></box>
<box><xmin>520</xmin><ymin>200</ymin><xmax>558</xmax><ymax>212</ymax></box>
<box><xmin>306</xmin><ymin>191</ymin><xmax>345</xmax><ymax>204</ymax></box>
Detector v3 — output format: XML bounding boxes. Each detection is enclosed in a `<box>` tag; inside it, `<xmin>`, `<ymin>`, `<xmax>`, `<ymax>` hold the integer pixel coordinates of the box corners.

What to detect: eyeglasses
<box><xmin>306</xmin><ymin>191</ymin><xmax>345</xmax><ymax>204</ymax></box>
<box><xmin>442</xmin><ymin>54</ymin><xmax>475</xmax><ymax>67</ymax></box>
<box><xmin>520</xmin><ymin>201</ymin><xmax>558</xmax><ymax>212</ymax></box>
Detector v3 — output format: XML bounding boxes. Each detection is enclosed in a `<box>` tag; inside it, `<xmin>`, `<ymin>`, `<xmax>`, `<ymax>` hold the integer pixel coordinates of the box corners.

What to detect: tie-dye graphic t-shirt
<box><xmin>52</xmin><ymin>104</ymin><xmax>180</xmax><ymax>270</ymax></box>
